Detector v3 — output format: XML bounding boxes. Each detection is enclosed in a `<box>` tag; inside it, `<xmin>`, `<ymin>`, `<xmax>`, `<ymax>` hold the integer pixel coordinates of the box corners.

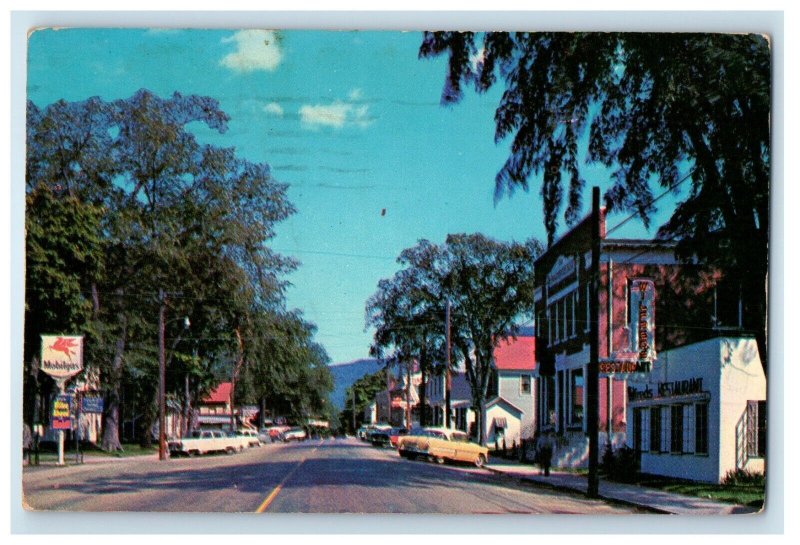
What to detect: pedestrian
<box><xmin>23</xmin><ymin>424</ymin><xmax>32</xmax><ymax>464</ymax></box>
<box><xmin>535</xmin><ymin>432</ymin><xmax>555</xmax><ymax>476</ymax></box>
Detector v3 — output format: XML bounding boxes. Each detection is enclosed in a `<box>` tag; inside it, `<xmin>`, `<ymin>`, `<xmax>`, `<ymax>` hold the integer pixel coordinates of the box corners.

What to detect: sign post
<box><xmin>41</xmin><ymin>335</ymin><xmax>84</xmax><ymax>466</ymax></box>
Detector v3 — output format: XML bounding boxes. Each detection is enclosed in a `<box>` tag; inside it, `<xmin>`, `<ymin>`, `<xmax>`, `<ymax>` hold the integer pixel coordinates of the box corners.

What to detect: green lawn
<box><xmin>27</xmin><ymin>443</ymin><xmax>159</xmax><ymax>464</ymax></box>
<box><xmin>636</xmin><ymin>475</ymin><xmax>765</xmax><ymax>509</ymax></box>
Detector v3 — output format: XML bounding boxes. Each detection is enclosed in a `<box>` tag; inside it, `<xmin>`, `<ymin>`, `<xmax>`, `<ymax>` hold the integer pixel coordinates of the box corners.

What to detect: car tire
<box><xmin>226</xmin><ymin>447</ymin><xmax>235</xmax><ymax>455</ymax></box>
<box><xmin>474</xmin><ymin>454</ymin><xmax>487</xmax><ymax>468</ymax></box>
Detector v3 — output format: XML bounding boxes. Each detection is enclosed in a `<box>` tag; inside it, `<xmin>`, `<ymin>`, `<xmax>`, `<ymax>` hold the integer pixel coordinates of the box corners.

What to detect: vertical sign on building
<box><xmin>629</xmin><ymin>279</ymin><xmax>656</xmax><ymax>369</ymax></box>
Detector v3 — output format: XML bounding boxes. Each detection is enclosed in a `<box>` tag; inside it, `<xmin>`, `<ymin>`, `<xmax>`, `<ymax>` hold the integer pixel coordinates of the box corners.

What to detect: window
<box><xmin>520</xmin><ymin>374</ymin><xmax>532</xmax><ymax>395</ymax></box>
<box><xmin>714</xmin><ymin>281</ymin><xmax>743</xmax><ymax>329</ymax></box>
<box><xmin>746</xmin><ymin>400</ymin><xmax>766</xmax><ymax>458</ymax></box>
<box><xmin>670</xmin><ymin>405</ymin><xmax>684</xmax><ymax>454</ymax></box>
<box><xmin>695</xmin><ymin>402</ymin><xmax>708</xmax><ymax>455</ymax></box>
<box><xmin>571</xmin><ymin>291</ymin><xmax>577</xmax><ymax>337</ymax></box>
<box><xmin>554</xmin><ymin>302</ymin><xmax>560</xmax><ymax>342</ymax></box>
<box><xmin>585</xmin><ymin>283</ymin><xmax>591</xmax><ymax>332</ymax></box>
<box><xmin>571</xmin><ymin>369</ymin><xmax>584</xmax><ymax>426</ymax></box>
<box><xmin>632</xmin><ymin>408</ymin><xmax>642</xmax><ymax>452</ymax></box>
<box><xmin>650</xmin><ymin>407</ymin><xmax>662</xmax><ymax>452</ymax></box>
<box><xmin>562</xmin><ymin>298</ymin><xmax>568</xmax><ymax>341</ymax></box>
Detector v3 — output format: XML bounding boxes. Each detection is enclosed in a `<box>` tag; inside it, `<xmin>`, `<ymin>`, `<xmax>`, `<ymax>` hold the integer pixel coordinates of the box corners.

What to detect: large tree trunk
<box><xmin>101</xmin><ymin>313</ymin><xmax>127</xmax><ymax>451</ymax></box>
<box><xmin>419</xmin><ymin>361</ymin><xmax>427</xmax><ymax>427</ymax></box>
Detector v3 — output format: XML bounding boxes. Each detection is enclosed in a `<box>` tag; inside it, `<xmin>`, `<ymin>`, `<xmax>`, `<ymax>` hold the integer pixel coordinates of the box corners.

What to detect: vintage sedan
<box><xmin>397</xmin><ymin>427</ymin><xmax>489</xmax><ymax>468</ymax></box>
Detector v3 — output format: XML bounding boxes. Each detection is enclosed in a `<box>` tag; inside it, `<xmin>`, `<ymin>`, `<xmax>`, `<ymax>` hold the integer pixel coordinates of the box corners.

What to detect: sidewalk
<box><xmin>485</xmin><ymin>460</ymin><xmax>759</xmax><ymax>515</ymax></box>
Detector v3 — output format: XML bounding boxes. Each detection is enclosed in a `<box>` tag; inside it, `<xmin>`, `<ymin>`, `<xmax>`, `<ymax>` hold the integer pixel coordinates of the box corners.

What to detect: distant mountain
<box><xmin>328</xmin><ymin>358</ymin><xmax>383</xmax><ymax>409</ymax></box>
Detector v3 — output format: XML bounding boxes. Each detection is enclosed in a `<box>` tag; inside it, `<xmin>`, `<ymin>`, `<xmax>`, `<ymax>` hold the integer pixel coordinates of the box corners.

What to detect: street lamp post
<box><xmin>158</xmin><ymin>288</ymin><xmax>190</xmax><ymax>461</ymax></box>
<box><xmin>158</xmin><ymin>290</ymin><xmax>167</xmax><ymax>461</ymax></box>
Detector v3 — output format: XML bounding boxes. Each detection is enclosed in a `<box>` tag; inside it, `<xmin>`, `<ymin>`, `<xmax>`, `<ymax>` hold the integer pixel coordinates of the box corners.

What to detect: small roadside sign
<box><xmin>81</xmin><ymin>396</ymin><xmax>104</xmax><ymax>414</ymax></box>
<box><xmin>51</xmin><ymin>394</ymin><xmax>73</xmax><ymax>430</ymax></box>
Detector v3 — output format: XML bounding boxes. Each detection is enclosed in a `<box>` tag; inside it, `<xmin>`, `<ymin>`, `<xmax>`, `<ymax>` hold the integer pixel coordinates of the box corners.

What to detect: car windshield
<box><xmin>450</xmin><ymin>432</ymin><xmax>470</xmax><ymax>443</ymax></box>
<box><xmin>423</xmin><ymin>430</ymin><xmax>447</xmax><ymax>439</ymax></box>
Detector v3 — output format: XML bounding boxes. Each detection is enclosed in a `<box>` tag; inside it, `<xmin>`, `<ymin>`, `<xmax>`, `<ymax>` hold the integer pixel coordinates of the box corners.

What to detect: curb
<box><xmin>483</xmin><ymin>465</ymin><xmax>671</xmax><ymax>514</ymax></box>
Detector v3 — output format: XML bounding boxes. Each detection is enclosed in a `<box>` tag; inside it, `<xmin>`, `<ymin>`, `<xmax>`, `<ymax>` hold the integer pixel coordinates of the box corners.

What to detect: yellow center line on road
<box><xmin>255</xmin><ymin>440</ymin><xmax>323</xmax><ymax>513</ymax></box>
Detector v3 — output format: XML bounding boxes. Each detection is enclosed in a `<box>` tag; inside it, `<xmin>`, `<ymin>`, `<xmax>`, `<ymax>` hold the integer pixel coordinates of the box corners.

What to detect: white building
<box><xmin>626</xmin><ymin>336</ymin><xmax>766</xmax><ymax>483</ymax></box>
<box><xmin>427</xmin><ymin>332</ymin><xmax>536</xmax><ymax>446</ymax></box>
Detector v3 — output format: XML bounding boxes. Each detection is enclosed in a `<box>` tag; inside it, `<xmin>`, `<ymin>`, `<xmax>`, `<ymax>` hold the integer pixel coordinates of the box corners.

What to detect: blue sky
<box><xmin>27</xmin><ymin>28</ymin><xmax>680</xmax><ymax>364</ymax></box>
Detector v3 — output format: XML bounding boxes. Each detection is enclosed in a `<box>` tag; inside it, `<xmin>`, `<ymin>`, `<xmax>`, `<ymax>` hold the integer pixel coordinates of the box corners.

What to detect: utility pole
<box><xmin>352</xmin><ymin>388</ymin><xmax>356</xmax><ymax>433</ymax></box>
<box><xmin>587</xmin><ymin>186</ymin><xmax>601</xmax><ymax>498</ymax></box>
<box><xmin>405</xmin><ymin>357</ymin><xmax>412</xmax><ymax>430</ymax></box>
<box><xmin>158</xmin><ymin>289</ymin><xmax>167</xmax><ymax>461</ymax></box>
<box><xmin>445</xmin><ymin>299</ymin><xmax>452</xmax><ymax>429</ymax></box>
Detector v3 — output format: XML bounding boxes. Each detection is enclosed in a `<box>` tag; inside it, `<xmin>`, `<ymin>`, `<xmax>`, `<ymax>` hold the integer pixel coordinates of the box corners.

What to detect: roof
<box><xmin>493</xmin><ymin>335</ymin><xmax>536</xmax><ymax>372</ymax></box>
<box><xmin>203</xmin><ymin>382</ymin><xmax>232</xmax><ymax>404</ymax></box>
<box><xmin>486</xmin><ymin>396</ymin><xmax>525</xmax><ymax>415</ymax></box>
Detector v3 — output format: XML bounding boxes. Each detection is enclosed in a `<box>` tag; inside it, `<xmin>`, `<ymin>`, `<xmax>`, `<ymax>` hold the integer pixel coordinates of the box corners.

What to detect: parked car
<box><xmin>225</xmin><ymin>430</ymin><xmax>248</xmax><ymax>452</ymax></box>
<box><xmin>168</xmin><ymin>429</ymin><xmax>244</xmax><ymax>456</ymax></box>
<box><xmin>370</xmin><ymin>427</ymin><xmax>408</xmax><ymax>448</ymax></box>
<box><xmin>389</xmin><ymin>427</ymin><xmax>410</xmax><ymax>447</ymax></box>
<box><xmin>282</xmin><ymin>427</ymin><xmax>307</xmax><ymax>442</ymax></box>
<box><xmin>260</xmin><ymin>425</ymin><xmax>290</xmax><ymax>443</ymax></box>
<box><xmin>237</xmin><ymin>428</ymin><xmax>262</xmax><ymax>447</ymax></box>
<box><xmin>397</xmin><ymin>427</ymin><xmax>489</xmax><ymax>468</ymax></box>
<box><xmin>364</xmin><ymin>424</ymin><xmax>392</xmax><ymax>442</ymax></box>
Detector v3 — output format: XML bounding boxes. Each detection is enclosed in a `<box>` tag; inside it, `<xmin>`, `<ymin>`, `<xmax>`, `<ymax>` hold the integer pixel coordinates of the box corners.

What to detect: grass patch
<box><xmin>636</xmin><ymin>473</ymin><xmax>765</xmax><ymax>509</ymax></box>
<box><xmin>28</xmin><ymin>442</ymin><xmax>159</xmax><ymax>463</ymax></box>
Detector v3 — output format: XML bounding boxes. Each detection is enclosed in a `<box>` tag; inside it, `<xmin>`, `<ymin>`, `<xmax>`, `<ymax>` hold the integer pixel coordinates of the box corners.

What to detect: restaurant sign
<box><xmin>603</xmin><ymin>279</ymin><xmax>657</xmax><ymax>376</ymax></box>
<box><xmin>629</xmin><ymin>279</ymin><xmax>656</xmax><ymax>363</ymax></box>
<box><xmin>628</xmin><ymin>377</ymin><xmax>705</xmax><ymax>403</ymax></box>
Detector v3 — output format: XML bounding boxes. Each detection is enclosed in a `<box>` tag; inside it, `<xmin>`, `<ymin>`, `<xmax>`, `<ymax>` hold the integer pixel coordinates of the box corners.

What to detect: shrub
<box><xmin>722</xmin><ymin>468</ymin><xmax>765</xmax><ymax>486</ymax></box>
<box><xmin>601</xmin><ymin>445</ymin><xmax>640</xmax><ymax>483</ymax></box>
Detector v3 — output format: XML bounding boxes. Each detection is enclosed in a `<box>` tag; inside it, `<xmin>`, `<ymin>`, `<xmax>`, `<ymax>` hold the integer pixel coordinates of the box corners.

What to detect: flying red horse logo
<box><xmin>49</xmin><ymin>337</ymin><xmax>79</xmax><ymax>362</ymax></box>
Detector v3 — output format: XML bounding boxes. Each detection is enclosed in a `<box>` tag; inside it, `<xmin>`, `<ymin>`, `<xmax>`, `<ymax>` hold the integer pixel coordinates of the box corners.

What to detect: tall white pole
<box><xmin>56</xmin><ymin>380</ymin><xmax>66</xmax><ymax>466</ymax></box>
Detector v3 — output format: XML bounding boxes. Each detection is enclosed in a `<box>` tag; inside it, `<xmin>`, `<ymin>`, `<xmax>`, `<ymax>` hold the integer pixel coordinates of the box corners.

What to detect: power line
<box><xmin>604</xmin><ymin>168</ymin><xmax>696</xmax><ymax>238</ymax></box>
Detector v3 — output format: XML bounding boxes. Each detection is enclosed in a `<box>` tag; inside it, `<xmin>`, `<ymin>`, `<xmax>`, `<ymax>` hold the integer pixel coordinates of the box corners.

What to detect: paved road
<box><xmin>22</xmin><ymin>437</ymin><xmax>637</xmax><ymax>514</ymax></box>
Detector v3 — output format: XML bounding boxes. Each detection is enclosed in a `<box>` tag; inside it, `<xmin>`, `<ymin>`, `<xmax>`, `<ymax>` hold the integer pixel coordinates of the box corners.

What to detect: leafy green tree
<box><xmin>339</xmin><ymin>371</ymin><xmax>390</xmax><ymax>434</ymax></box>
<box><xmin>420</xmin><ymin>32</ymin><xmax>770</xmax><ymax>370</ymax></box>
<box><xmin>368</xmin><ymin>234</ymin><xmax>541</xmax><ymax>444</ymax></box>
<box><xmin>25</xmin><ymin>90</ymin><xmax>300</xmax><ymax>449</ymax></box>
<box><xmin>366</xmin><ymin>240</ymin><xmax>452</xmax><ymax>427</ymax></box>
<box><xmin>24</xmin><ymin>184</ymin><xmax>106</xmax><ymax>428</ymax></box>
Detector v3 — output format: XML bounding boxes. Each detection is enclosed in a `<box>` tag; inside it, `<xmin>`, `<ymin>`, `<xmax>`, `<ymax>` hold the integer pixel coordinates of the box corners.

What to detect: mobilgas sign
<box><xmin>40</xmin><ymin>335</ymin><xmax>84</xmax><ymax>380</ymax></box>
<box><xmin>628</xmin><ymin>377</ymin><xmax>704</xmax><ymax>403</ymax></box>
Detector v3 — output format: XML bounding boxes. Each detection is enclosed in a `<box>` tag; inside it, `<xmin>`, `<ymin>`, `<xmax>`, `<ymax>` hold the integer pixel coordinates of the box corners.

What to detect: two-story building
<box><xmin>532</xmin><ymin>210</ymin><xmax>766</xmax><ymax>477</ymax></box>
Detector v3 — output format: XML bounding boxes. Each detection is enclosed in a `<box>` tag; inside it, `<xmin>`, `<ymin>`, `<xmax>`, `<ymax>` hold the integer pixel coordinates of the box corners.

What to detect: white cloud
<box><xmin>299</xmin><ymin>96</ymin><xmax>374</xmax><ymax>130</ymax></box>
<box><xmin>220</xmin><ymin>30</ymin><xmax>282</xmax><ymax>73</ymax></box>
<box><xmin>263</xmin><ymin>102</ymin><xmax>284</xmax><ymax>117</ymax></box>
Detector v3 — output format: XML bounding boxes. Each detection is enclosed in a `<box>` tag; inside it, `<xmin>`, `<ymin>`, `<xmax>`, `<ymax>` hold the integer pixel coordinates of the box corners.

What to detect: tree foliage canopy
<box><xmin>420</xmin><ymin>32</ymin><xmax>770</xmax><ymax>367</ymax></box>
<box><xmin>367</xmin><ymin>233</ymin><xmax>542</xmax><ymax>443</ymax></box>
<box><xmin>25</xmin><ymin>89</ymin><xmax>331</xmax><ymax>447</ymax></box>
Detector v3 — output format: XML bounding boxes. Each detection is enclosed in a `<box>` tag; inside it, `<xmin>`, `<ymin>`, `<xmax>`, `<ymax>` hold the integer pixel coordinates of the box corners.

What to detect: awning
<box><xmin>493</xmin><ymin>417</ymin><xmax>507</xmax><ymax>428</ymax></box>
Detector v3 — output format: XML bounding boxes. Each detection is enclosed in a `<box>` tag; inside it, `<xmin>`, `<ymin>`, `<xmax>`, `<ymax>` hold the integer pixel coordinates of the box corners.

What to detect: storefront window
<box><xmin>695</xmin><ymin>402</ymin><xmax>708</xmax><ymax>455</ymax></box>
<box><xmin>670</xmin><ymin>405</ymin><xmax>684</xmax><ymax>453</ymax></box>
<box><xmin>649</xmin><ymin>407</ymin><xmax>662</xmax><ymax>452</ymax></box>
<box><xmin>747</xmin><ymin>400</ymin><xmax>766</xmax><ymax>458</ymax></box>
